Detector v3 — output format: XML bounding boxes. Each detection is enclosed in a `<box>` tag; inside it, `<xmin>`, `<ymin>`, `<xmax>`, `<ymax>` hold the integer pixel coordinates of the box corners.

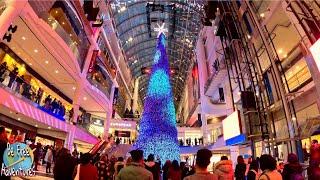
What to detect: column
<box><xmin>81</xmin><ymin>44</ymin><xmax>96</xmax><ymax>77</ymax></box>
<box><xmin>196</xmin><ymin>36</ymin><xmax>209</xmax><ymax>144</ymax></box>
<box><xmin>132</xmin><ymin>77</ymin><xmax>140</xmax><ymax>112</ymax></box>
<box><xmin>64</xmin><ymin>125</ymin><xmax>76</xmax><ymax>151</ymax></box>
<box><xmin>72</xmin><ymin>82</ymin><xmax>84</xmax><ymax>124</ymax></box>
<box><xmin>0</xmin><ymin>0</ymin><xmax>27</xmax><ymax>39</ymax></box>
<box><xmin>104</xmin><ymin>84</ymin><xmax>116</xmax><ymax>139</ymax></box>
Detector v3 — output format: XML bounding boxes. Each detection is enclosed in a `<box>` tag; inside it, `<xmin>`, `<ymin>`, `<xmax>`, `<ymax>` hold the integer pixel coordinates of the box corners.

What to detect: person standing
<box><xmin>0</xmin><ymin>127</ymin><xmax>10</xmax><ymax>180</ymax></box>
<box><xmin>282</xmin><ymin>153</ymin><xmax>303</xmax><ymax>180</ymax></box>
<box><xmin>162</xmin><ymin>160</ymin><xmax>171</xmax><ymax>180</ymax></box>
<box><xmin>258</xmin><ymin>154</ymin><xmax>282</xmax><ymax>180</ymax></box>
<box><xmin>45</xmin><ymin>146</ymin><xmax>53</xmax><ymax>173</ymax></box>
<box><xmin>168</xmin><ymin>160</ymin><xmax>181</xmax><ymax>180</ymax></box>
<box><xmin>116</xmin><ymin>149</ymin><xmax>153</xmax><ymax>180</ymax></box>
<box><xmin>144</xmin><ymin>154</ymin><xmax>160</xmax><ymax>180</ymax></box>
<box><xmin>235</xmin><ymin>155</ymin><xmax>246</xmax><ymax>180</ymax></box>
<box><xmin>0</xmin><ymin>62</ymin><xmax>8</xmax><ymax>82</ymax></box>
<box><xmin>8</xmin><ymin>67</ymin><xmax>18</xmax><ymax>88</ymax></box>
<box><xmin>214</xmin><ymin>156</ymin><xmax>234</xmax><ymax>180</ymax></box>
<box><xmin>54</xmin><ymin>148</ymin><xmax>77</xmax><ymax>180</ymax></box>
<box><xmin>95</xmin><ymin>155</ymin><xmax>109</xmax><ymax>180</ymax></box>
<box><xmin>114</xmin><ymin>157</ymin><xmax>125</xmax><ymax>179</ymax></box>
<box><xmin>73</xmin><ymin>153</ymin><xmax>98</xmax><ymax>180</ymax></box>
<box><xmin>247</xmin><ymin>160</ymin><xmax>259</xmax><ymax>180</ymax></box>
<box><xmin>184</xmin><ymin>149</ymin><xmax>218</xmax><ymax>180</ymax></box>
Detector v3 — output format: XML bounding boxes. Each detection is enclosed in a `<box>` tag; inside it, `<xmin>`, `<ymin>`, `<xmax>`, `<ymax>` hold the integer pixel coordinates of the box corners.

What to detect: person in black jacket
<box><xmin>235</xmin><ymin>155</ymin><xmax>246</xmax><ymax>180</ymax></box>
<box><xmin>247</xmin><ymin>160</ymin><xmax>259</xmax><ymax>180</ymax></box>
<box><xmin>53</xmin><ymin>148</ymin><xmax>77</xmax><ymax>180</ymax></box>
<box><xmin>145</xmin><ymin>154</ymin><xmax>160</xmax><ymax>180</ymax></box>
<box><xmin>282</xmin><ymin>153</ymin><xmax>303</xmax><ymax>180</ymax></box>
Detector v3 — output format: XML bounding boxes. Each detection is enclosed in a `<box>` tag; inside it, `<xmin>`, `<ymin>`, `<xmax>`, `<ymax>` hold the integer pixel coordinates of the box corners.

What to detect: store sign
<box><xmin>310</xmin><ymin>39</ymin><xmax>320</xmax><ymax>72</ymax></box>
<box><xmin>222</xmin><ymin>111</ymin><xmax>245</xmax><ymax>146</ymax></box>
<box><xmin>1</xmin><ymin>143</ymin><xmax>35</xmax><ymax>176</ymax></box>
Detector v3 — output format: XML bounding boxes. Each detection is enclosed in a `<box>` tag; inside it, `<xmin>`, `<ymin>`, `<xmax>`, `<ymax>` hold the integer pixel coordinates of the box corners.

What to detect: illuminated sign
<box><xmin>310</xmin><ymin>39</ymin><xmax>320</xmax><ymax>72</ymax></box>
<box><xmin>222</xmin><ymin>111</ymin><xmax>245</xmax><ymax>146</ymax></box>
<box><xmin>1</xmin><ymin>143</ymin><xmax>35</xmax><ymax>176</ymax></box>
<box><xmin>110</xmin><ymin>122</ymin><xmax>132</xmax><ymax>128</ymax></box>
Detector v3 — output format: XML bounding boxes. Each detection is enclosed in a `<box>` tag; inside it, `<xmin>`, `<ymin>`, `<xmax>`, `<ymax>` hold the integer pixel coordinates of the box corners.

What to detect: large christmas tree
<box><xmin>134</xmin><ymin>32</ymin><xmax>180</xmax><ymax>163</ymax></box>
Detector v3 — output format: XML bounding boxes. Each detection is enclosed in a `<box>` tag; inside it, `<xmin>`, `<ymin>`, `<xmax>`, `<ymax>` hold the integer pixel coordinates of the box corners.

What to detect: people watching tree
<box><xmin>247</xmin><ymin>159</ymin><xmax>259</xmax><ymax>180</ymax></box>
<box><xmin>235</xmin><ymin>155</ymin><xmax>246</xmax><ymax>180</ymax></box>
<box><xmin>214</xmin><ymin>156</ymin><xmax>234</xmax><ymax>180</ymax></box>
<box><xmin>114</xmin><ymin>157</ymin><xmax>125</xmax><ymax>179</ymax></box>
<box><xmin>282</xmin><ymin>153</ymin><xmax>303</xmax><ymax>180</ymax></box>
<box><xmin>116</xmin><ymin>149</ymin><xmax>153</xmax><ymax>180</ymax></box>
<box><xmin>54</xmin><ymin>148</ymin><xmax>77</xmax><ymax>180</ymax></box>
<box><xmin>258</xmin><ymin>154</ymin><xmax>282</xmax><ymax>180</ymax></box>
<box><xmin>168</xmin><ymin>160</ymin><xmax>181</xmax><ymax>180</ymax></box>
<box><xmin>73</xmin><ymin>153</ymin><xmax>98</xmax><ymax>180</ymax></box>
<box><xmin>162</xmin><ymin>160</ymin><xmax>171</xmax><ymax>180</ymax></box>
<box><xmin>144</xmin><ymin>154</ymin><xmax>160</xmax><ymax>180</ymax></box>
<box><xmin>184</xmin><ymin>148</ymin><xmax>218</xmax><ymax>180</ymax></box>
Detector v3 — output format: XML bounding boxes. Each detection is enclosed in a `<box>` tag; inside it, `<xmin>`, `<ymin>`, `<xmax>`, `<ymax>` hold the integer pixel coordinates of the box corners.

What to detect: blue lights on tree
<box><xmin>134</xmin><ymin>33</ymin><xmax>180</xmax><ymax>163</ymax></box>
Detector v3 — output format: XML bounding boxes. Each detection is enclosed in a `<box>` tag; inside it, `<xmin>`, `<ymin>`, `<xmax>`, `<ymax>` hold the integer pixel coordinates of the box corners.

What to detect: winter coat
<box><xmin>258</xmin><ymin>170</ymin><xmax>282</xmax><ymax>180</ymax></box>
<box><xmin>282</xmin><ymin>163</ymin><xmax>303</xmax><ymax>180</ymax></box>
<box><xmin>235</xmin><ymin>163</ymin><xmax>247</xmax><ymax>180</ymax></box>
<box><xmin>214</xmin><ymin>160</ymin><xmax>234</xmax><ymax>180</ymax></box>
<box><xmin>145</xmin><ymin>161</ymin><xmax>160</xmax><ymax>180</ymax></box>
<box><xmin>44</xmin><ymin>149</ymin><xmax>53</xmax><ymax>163</ymax></box>
<box><xmin>116</xmin><ymin>162</ymin><xmax>153</xmax><ymax>180</ymax></box>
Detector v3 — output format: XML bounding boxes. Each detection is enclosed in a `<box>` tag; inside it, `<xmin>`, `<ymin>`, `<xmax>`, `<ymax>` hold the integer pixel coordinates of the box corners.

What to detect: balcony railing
<box><xmin>285</xmin><ymin>64</ymin><xmax>312</xmax><ymax>92</ymax></box>
<box><xmin>38</xmin><ymin>13</ymin><xmax>89</xmax><ymax>69</ymax></box>
<box><xmin>0</xmin><ymin>65</ymin><xmax>71</xmax><ymax>121</ymax></box>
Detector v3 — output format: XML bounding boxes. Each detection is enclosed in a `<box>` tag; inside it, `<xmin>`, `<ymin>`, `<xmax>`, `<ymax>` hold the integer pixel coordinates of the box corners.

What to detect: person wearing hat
<box><xmin>116</xmin><ymin>149</ymin><xmax>153</xmax><ymax>180</ymax></box>
<box><xmin>184</xmin><ymin>148</ymin><xmax>218</xmax><ymax>180</ymax></box>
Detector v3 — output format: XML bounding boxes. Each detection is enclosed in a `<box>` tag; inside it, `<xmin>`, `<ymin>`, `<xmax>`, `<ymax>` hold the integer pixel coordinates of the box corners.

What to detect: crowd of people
<box><xmin>2</xmin><ymin>124</ymin><xmax>320</xmax><ymax>180</ymax></box>
<box><xmin>0</xmin><ymin>62</ymin><xmax>69</xmax><ymax>120</ymax></box>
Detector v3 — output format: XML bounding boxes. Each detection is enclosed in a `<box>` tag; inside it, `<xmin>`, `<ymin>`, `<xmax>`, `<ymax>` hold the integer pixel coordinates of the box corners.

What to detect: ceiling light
<box><xmin>260</xmin><ymin>13</ymin><xmax>265</xmax><ymax>18</ymax></box>
<box><xmin>69</xmin><ymin>34</ymin><xmax>72</xmax><ymax>37</ymax></box>
<box><xmin>55</xmin><ymin>70</ymin><xmax>59</xmax><ymax>73</ymax></box>
<box><xmin>55</xmin><ymin>10</ymin><xmax>58</xmax><ymax>14</ymax></box>
<box><xmin>120</xmin><ymin>6</ymin><xmax>126</xmax><ymax>12</ymax></box>
<box><xmin>34</xmin><ymin>49</ymin><xmax>38</xmax><ymax>53</ymax></box>
<box><xmin>83</xmin><ymin>97</ymin><xmax>87</xmax><ymax>101</ymax></box>
<box><xmin>292</xmin><ymin>117</ymin><xmax>297</xmax><ymax>121</ymax></box>
<box><xmin>45</xmin><ymin>60</ymin><xmax>49</xmax><ymax>64</ymax></box>
<box><xmin>62</xmin><ymin>22</ymin><xmax>65</xmax><ymax>25</ymax></box>
<box><xmin>133</xmin><ymin>60</ymin><xmax>137</xmax><ymax>63</ymax></box>
<box><xmin>35</xmin><ymin>124</ymin><xmax>38</xmax><ymax>127</ymax></box>
<box><xmin>48</xmin><ymin>126</ymin><xmax>51</xmax><ymax>129</ymax></box>
<box><xmin>9</xmin><ymin>111</ymin><xmax>12</xmax><ymax>114</ymax></box>
<box><xmin>29</xmin><ymin>63</ymin><xmax>32</xmax><ymax>66</ymax></box>
<box><xmin>22</xmin><ymin>36</ymin><xmax>26</xmax><ymax>40</ymax></box>
<box><xmin>17</xmin><ymin>117</ymin><xmax>21</xmax><ymax>121</ymax></box>
<box><xmin>283</xmin><ymin>54</ymin><xmax>287</xmax><ymax>58</ymax></box>
<box><xmin>237</xmin><ymin>92</ymin><xmax>241</xmax><ymax>96</ymax></box>
<box><xmin>72</xmin><ymin>86</ymin><xmax>76</xmax><ymax>90</ymax></box>
<box><xmin>247</xmin><ymin>34</ymin><xmax>251</xmax><ymax>39</ymax></box>
<box><xmin>128</xmin><ymin>37</ymin><xmax>133</xmax><ymax>42</ymax></box>
<box><xmin>278</xmin><ymin>49</ymin><xmax>283</xmax><ymax>54</ymax></box>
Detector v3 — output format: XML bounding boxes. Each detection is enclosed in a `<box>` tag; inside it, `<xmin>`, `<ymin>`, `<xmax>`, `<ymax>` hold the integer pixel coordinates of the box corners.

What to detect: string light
<box><xmin>134</xmin><ymin>33</ymin><xmax>180</xmax><ymax>163</ymax></box>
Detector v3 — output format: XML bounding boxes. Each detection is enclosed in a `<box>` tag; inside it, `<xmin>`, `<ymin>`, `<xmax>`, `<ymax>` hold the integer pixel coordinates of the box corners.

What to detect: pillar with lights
<box><xmin>134</xmin><ymin>24</ymin><xmax>180</xmax><ymax>163</ymax></box>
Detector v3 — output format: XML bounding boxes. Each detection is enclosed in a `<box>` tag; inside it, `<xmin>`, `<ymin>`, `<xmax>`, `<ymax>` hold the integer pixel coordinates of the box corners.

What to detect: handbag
<box><xmin>74</xmin><ymin>164</ymin><xmax>80</xmax><ymax>180</ymax></box>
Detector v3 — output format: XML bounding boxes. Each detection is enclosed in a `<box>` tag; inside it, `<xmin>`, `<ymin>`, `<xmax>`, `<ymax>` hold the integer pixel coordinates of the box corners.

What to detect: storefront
<box><xmin>0</xmin><ymin>113</ymin><xmax>37</xmax><ymax>142</ymax></box>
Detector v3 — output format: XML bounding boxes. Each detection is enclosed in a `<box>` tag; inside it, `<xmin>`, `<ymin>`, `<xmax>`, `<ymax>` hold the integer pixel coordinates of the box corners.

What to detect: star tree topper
<box><xmin>154</xmin><ymin>22</ymin><xmax>168</xmax><ymax>37</ymax></box>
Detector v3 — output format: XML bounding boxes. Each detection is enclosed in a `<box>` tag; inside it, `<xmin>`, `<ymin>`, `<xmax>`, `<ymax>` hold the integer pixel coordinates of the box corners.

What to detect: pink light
<box><xmin>310</xmin><ymin>39</ymin><xmax>320</xmax><ymax>72</ymax></box>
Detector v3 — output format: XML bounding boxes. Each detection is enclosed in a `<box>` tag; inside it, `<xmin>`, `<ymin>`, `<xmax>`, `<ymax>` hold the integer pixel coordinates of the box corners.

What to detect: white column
<box><xmin>132</xmin><ymin>77</ymin><xmax>140</xmax><ymax>112</ymax></box>
<box><xmin>0</xmin><ymin>0</ymin><xmax>27</xmax><ymax>39</ymax></box>
<box><xmin>196</xmin><ymin>36</ymin><xmax>209</xmax><ymax>144</ymax></box>
<box><xmin>72</xmin><ymin>82</ymin><xmax>84</xmax><ymax>124</ymax></box>
<box><xmin>64</xmin><ymin>125</ymin><xmax>76</xmax><ymax>151</ymax></box>
<box><xmin>104</xmin><ymin>84</ymin><xmax>116</xmax><ymax>139</ymax></box>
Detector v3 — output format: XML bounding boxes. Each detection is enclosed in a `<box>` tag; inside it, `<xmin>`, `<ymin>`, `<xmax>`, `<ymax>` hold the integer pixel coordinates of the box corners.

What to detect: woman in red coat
<box><xmin>168</xmin><ymin>160</ymin><xmax>181</xmax><ymax>180</ymax></box>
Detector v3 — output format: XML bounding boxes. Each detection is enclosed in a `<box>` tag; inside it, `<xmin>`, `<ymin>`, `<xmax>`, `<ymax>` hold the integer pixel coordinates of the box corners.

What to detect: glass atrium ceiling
<box><xmin>110</xmin><ymin>0</ymin><xmax>204</xmax><ymax>107</ymax></box>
